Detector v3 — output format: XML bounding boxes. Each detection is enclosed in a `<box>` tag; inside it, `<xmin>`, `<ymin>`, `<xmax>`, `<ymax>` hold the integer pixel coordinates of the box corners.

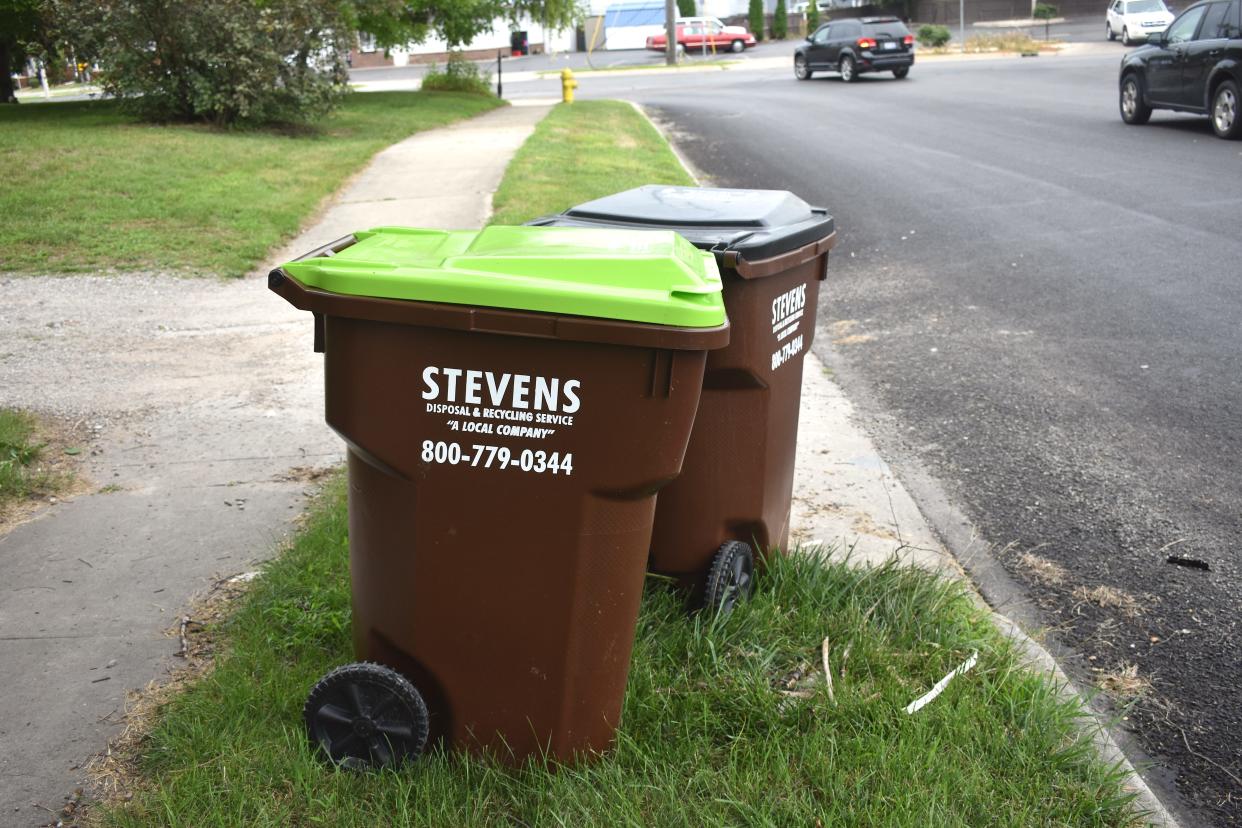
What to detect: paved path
<box><xmin>0</xmin><ymin>103</ymin><xmax>550</xmax><ymax>826</ymax></box>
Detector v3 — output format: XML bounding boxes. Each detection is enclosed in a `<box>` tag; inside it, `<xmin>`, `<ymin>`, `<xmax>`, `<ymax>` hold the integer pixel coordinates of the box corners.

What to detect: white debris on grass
<box><xmin>904</xmin><ymin>650</ymin><xmax>978</xmax><ymax>715</ymax></box>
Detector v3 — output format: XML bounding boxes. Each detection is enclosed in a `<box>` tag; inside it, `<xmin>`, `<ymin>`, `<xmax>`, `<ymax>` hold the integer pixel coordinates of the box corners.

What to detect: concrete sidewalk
<box><xmin>0</xmin><ymin>102</ymin><xmax>551</xmax><ymax>826</ymax></box>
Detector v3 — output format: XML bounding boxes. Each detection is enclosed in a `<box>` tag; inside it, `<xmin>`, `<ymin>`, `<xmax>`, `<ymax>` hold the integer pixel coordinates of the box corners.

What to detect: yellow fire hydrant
<box><xmin>561</xmin><ymin>68</ymin><xmax>578</xmax><ymax>104</ymax></box>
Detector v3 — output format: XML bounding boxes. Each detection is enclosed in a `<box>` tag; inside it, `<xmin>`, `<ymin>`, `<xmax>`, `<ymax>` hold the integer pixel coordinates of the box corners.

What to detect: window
<box><xmin>813</xmin><ymin>25</ymin><xmax>832</xmax><ymax>43</ymax></box>
<box><xmin>1166</xmin><ymin>3</ymin><xmax>1206</xmax><ymax>42</ymax></box>
<box><xmin>1217</xmin><ymin>0</ymin><xmax>1240</xmax><ymax>35</ymax></box>
<box><xmin>1126</xmin><ymin>0</ymin><xmax>1168</xmax><ymax>12</ymax></box>
<box><xmin>357</xmin><ymin>32</ymin><xmax>378</xmax><ymax>53</ymax></box>
<box><xmin>864</xmin><ymin>20</ymin><xmax>911</xmax><ymax>36</ymax></box>
<box><xmin>1198</xmin><ymin>1</ymin><xmax>1229</xmax><ymax>36</ymax></box>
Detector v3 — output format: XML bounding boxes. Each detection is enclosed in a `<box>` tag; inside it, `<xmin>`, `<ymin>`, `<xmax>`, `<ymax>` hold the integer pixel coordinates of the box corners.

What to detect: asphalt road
<box><xmin>509</xmin><ymin>47</ymin><xmax>1241</xmax><ymax>826</ymax></box>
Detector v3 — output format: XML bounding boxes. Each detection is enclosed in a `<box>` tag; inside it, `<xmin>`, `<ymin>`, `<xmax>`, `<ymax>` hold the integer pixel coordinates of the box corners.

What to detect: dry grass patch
<box><xmin>1018</xmin><ymin>552</ymin><xmax>1069</xmax><ymax>586</ymax></box>
<box><xmin>1072</xmin><ymin>585</ymin><xmax>1142</xmax><ymax>618</ymax></box>
<box><xmin>1097</xmin><ymin>664</ymin><xmax>1150</xmax><ymax>698</ymax></box>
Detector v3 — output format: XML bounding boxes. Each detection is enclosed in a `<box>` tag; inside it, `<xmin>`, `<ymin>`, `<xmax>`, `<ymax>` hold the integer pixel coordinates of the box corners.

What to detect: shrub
<box><xmin>917</xmin><ymin>23</ymin><xmax>952</xmax><ymax>47</ymax></box>
<box><xmin>421</xmin><ymin>51</ymin><xmax>494</xmax><ymax>96</ymax></box>
<box><xmin>1034</xmin><ymin>2</ymin><xmax>1058</xmax><ymax>18</ymax></box>
<box><xmin>748</xmin><ymin>0</ymin><xmax>765</xmax><ymax>41</ymax></box>
<box><xmin>772</xmin><ymin>0</ymin><xmax>788</xmax><ymax>38</ymax></box>
<box><xmin>677</xmin><ymin>0</ymin><xmax>695</xmax><ymax>16</ymax></box>
<box><xmin>65</xmin><ymin>0</ymin><xmax>350</xmax><ymax>127</ymax></box>
<box><xmin>806</xmin><ymin>1</ymin><xmax>820</xmax><ymax>31</ymax></box>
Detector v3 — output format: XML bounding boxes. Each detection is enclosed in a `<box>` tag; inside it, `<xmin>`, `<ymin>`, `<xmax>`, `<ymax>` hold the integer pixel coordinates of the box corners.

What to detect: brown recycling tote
<box><xmin>269</xmin><ymin>225</ymin><xmax>728</xmax><ymax>769</ymax></box>
<box><xmin>529</xmin><ymin>186</ymin><xmax>837</xmax><ymax>613</ymax></box>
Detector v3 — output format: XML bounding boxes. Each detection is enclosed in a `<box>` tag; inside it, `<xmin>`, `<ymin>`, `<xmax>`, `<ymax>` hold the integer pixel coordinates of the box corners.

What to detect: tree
<box><xmin>676</xmin><ymin>0</ymin><xmax>695</xmax><ymax>16</ymax></box>
<box><xmin>772</xmin><ymin>0</ymin><xmax>787</xmax><ymax>38</ymax></box>
<box><xmin>748</xmin><ymin>0</ymin><xmax>764</xmax><ymax>41</ymax></box>
<box><xmin>66</xmin><ymin>0</ymin><xmax>353</xmax><ymax>126</ymax></box>
<box><xmin>0</xmin><ymin>0</ymin><xmax>62</xmax><ymax>103</ymax></box>
<box><xmin>806</xmin><ymin>1</ymin><xmax>819</xmax><ymax>32</ymax></box>
<box><xmin>345</xmin><ymin>0</ymin><xmax>580</xmax><ymax>51</ymax></box>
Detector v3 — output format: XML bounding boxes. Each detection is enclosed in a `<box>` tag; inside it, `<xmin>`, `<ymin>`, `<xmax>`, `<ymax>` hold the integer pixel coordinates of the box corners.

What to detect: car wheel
<box><xmin>892</xmin><ymin>66</ymin><xmax>909</xmax><ymax>79</ymax></box>
<box><xmin>794</xmin><ymin>55</ymin><xmax>813</xmax><ymax>80</ymax></box>
<box><xmin>1122</xmin><ymin>26</ymin><xmax>1132</xmax><ymax>45</ymax></box>
<box><xmin>731</xmin><ymin>39</ymin><xmax>745</xmax><ymax>53</ymax></box>
<box><xmin>839</xmin><ymin>54</ymin><xmax>857</xmax><ymax>82</ymax></box>
<box><xmin>1120</xmin><ymin>73</ymin><xmax>1152</xmax><ymax>125</ymax></box>
<box><xmin>1107</xmin><ymin>22</ymin><xmax>1115</xmax><ymax>40</ymax></box>
<box><xmin>1211</xmin><ymin>80</ymin><xmax>1241</xmax><ymax>139</ymax></box>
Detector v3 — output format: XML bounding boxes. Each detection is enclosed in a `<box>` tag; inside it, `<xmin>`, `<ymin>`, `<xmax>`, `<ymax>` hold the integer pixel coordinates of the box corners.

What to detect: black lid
<box><xmin>526</xmin><ymin>186</ymin><xmax>835</xmax><ymax>264</ymax></box>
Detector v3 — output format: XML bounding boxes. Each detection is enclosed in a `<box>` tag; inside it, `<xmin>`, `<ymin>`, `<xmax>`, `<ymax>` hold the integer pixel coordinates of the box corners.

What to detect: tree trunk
<box><xmin>0</xmin><ymin>41</ymin><xmax>19</xmax><ymax>104</ymax></box>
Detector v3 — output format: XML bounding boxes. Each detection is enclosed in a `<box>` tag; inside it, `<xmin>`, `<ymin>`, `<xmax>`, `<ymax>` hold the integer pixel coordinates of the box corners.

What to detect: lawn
<box><xmin>97</xmin><ymin>476</ymin><xmax>1140</xmax><ymax>827</ymax></box>
<box><xmin>96</xmin><ymin>100</ymin><xmax>1142</xmax><ymax>828</ymax></box>
<box><xmin>0</xmin><ymin>92</ymin><xmax>502</xmax><ymax>276</ymax></box>
<box><xmin>488</xmin><ymin>100</ymin><xmax>693</xmax><ymax>226</ymax></box>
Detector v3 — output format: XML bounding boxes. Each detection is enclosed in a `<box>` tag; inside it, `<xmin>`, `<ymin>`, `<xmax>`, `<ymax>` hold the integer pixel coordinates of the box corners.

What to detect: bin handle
<box><xmin>290</xmin><ymin>234</ymin><xmax>358</xmax><ymax>263</ymax></box>
<box><xmin>732</xmin><ymin>231</ymin><xmax>838</xmax><ymax>280</ymax></box>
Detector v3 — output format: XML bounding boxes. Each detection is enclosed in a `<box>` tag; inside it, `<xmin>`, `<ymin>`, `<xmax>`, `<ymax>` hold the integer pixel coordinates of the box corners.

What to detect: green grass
<box><xmin>0</xmin><ymin>409</ymin><xmax>56</xmax><ymax>510</ymax></box>
<box><xmin>0</xmin><ymin>92</ymin><xmax>503</xmax><ymax>276</ymax></box>
<box><xmin>489</xmin><ymin>100</ymin><xmax>693</xmax><ymax>227</ymax></box>
<box><xmin>97</xmin><ymin>476</ymin><xmax>1141</xmax><ymax>827</ymax></box>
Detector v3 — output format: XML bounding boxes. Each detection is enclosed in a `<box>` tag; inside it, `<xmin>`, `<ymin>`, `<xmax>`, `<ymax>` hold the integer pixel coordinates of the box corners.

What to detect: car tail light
<box><xmin>903</xmin><ymin>34</ymin><xmax>914</xmax><ymax>45</ymax></box>
<box><xmin>857</xmin><ymin>37</ymin><xmax>877</xmax><ymax>48</ymax></box>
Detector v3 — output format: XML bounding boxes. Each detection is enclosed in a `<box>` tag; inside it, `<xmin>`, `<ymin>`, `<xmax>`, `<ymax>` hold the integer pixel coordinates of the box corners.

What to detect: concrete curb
<box><xmin>634</xmin><ymin>103</ymin><xmax>1182</xmax><ymax>828</ymax></box>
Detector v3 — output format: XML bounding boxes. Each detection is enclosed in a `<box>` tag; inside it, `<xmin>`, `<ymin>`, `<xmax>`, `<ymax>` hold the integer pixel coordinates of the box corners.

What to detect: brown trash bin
<box><xmin>270</xmin><ymin>226</ymin><xmax>728</xmax><ymax>767</ymax></box>
<box><xmin>528</xmin><ymin>187</ymin><xmax>837</xmax><ymax>612</ymax></box>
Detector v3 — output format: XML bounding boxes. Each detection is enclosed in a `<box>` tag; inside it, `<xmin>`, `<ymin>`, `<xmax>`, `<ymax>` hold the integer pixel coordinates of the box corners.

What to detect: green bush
<box><xmin>421</xmin><ymin>52</ymin><xmax>494</xmax><ymax>96</ymax></box>
<box><xmin>1034</xmin><ymin>2</ymin><xmax>1058</xmax><ymax>17</ymax></box>
<box><xmin>917</xmin><ymin>23</ymin><xmax>952</xmax><ymax>47</ymax></box>
<box><xmin>749</xmin><ymin>0</ymin><xmax>765</xmax><ymax>41</ymax></box>
<box><xmin>677</xmin><ymin>0</ymin><xmax>696</xmax><ymax>15</ymax></box>
<box><xmin>773</xmin><ymin>0</ymin><xmax>789</xmax><ymax>38</ymax></box>
<box><xmin>64</xmin><ymin>0</ymin><xmax>350</xmax><ymax>127</ymax></box>
<box><xmin>806</xmin><ymin>2</ymin><xmax>820</xmax><ymax>31</ymax></box>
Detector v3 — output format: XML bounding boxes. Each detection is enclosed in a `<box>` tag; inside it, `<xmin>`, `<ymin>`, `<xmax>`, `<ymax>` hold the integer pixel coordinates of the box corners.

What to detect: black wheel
<box><xmin>839</xmin><ymin>54</ymin><xmax>857</xmax><ymax>82</ymax></box>
<box><xmin>731</xmin><ymin>39</ymin><xmax>745</xmax><ymax>53</ymax></box>
<box><xmin>892</xmin><ymin>66</ymin><xmax>909</xmax><ymax>79</ymax></box>
<box><xmin>304</xmin><ymin>662</ymin><xmax>429</xmax><ymax>769</ymax></box>
<box><xmin>1211</xmin><ymin>79</ymin><xmax>1240</xmax><ymax>139</ymax></box>
<box><xmin>1120</xmin><ymin>73</ymin><xmax>1152</xmax><ymax>125</ymax></box>
<box><xmin>1107</xmin><ymin>22</ymin><xmax>1115</xmax><ymax>41</ymax></box>
<box><xmin>795</xmin><ymin>54</ymin><xmax>813</xmax><ymax>80</ymax></box>
<box><xmin>702</xmin><ymin>541</ymin><xmax>755</xmax><ymax>615</ymax></box>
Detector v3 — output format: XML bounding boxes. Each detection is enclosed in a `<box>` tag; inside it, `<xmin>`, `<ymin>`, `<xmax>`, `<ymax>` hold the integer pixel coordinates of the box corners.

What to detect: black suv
<box><xmin>795</xmin><ymin>17</ymin><xmax>915</xmax><ymax>82</ymax></box>
<box><xmin>1118</xmin><ymin>0</ymin><xmax>1242</xmax><ymax>138</ymax></box>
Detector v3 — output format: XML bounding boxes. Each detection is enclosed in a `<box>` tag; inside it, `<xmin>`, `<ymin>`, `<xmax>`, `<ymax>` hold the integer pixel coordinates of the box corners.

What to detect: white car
<box><xmin>1106</xmin><ymin>0</ymin><xmax>1175</xmax><ymax>45</ymax></box>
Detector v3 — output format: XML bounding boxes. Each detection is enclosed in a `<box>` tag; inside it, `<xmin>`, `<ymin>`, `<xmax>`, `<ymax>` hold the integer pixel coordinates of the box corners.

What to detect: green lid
<box><xmin>281</xmin><ymin>225</ymin><xmax>726</xmax><ymax>328</ymax></box>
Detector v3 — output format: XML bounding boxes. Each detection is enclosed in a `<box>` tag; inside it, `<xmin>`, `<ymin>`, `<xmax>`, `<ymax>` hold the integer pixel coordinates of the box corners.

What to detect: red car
<box><xmin>646</xmin><ymin>17</ymin><xmax>758</xmax><ymax>53</ymax></box>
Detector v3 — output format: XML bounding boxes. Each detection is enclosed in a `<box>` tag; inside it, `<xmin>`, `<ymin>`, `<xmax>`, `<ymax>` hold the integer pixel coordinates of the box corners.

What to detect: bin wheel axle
<box><xmin>703</xmin><ymin>541</ymin><xmax>755</xmax><ymax>615</ymax></box>
<box><xmin>303</xmin><ymin>662</ymin><xmax>429</xmax><ymax>769</ymax></box>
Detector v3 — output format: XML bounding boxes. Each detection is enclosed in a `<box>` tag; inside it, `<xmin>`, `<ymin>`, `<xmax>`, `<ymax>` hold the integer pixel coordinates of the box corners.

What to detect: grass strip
<box><xmin>0</xmin><ymin>408</ymin><xmax>60</xmax><ymax>512</ymax></box>
<box><xmin>98</xmin><ymin>474</ymin><xmax>1140</xmax><ymax>827</ymax></box>
<box><xmin>489</xmin><ymin>100</ymin><xmax>693</xmax><ymax>226</ymax></box>
<box><xmin>0</xmin><ymin>92</ymin><xmax>502</xmax><ymax>277</ymax></box>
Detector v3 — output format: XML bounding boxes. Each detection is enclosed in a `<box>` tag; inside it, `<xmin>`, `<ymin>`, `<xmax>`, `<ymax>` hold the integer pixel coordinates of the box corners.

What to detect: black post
<box><xmin>497</xmin><ymin>49</ymin><xmax>503</xmax><ymax>98</ymax></box>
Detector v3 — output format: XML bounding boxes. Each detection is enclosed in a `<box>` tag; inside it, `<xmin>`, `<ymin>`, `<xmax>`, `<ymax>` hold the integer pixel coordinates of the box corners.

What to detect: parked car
<box><xmin>794</xmin><ymin>17</ymin><xmax>915</xmax><ymax>81</ymax></box>
<box><xmin>1107</xmin><ymin>0</ymin><xmax>1176</xmax><ymax>44</ymax></box>
<box><xmin>1118</xmin><ymin>0</ymin><xmax>1242</xmax><ymax>138</ymax></box>
<box><xmin>645</xmin><ymin>18</ymin><xmax>758</xmax><ymax>53</ymax></box>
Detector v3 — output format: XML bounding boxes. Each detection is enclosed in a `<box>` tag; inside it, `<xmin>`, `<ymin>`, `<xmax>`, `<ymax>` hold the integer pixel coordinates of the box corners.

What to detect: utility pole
<box><xmin>959</xmin><ymin>0</ymin><xmax>966</xmax><ymax>53</ymax></box>
<box><xmin>666</xmin><ymin>0</ymin><xmax>678</xmax><ymax>65</ymax></box>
